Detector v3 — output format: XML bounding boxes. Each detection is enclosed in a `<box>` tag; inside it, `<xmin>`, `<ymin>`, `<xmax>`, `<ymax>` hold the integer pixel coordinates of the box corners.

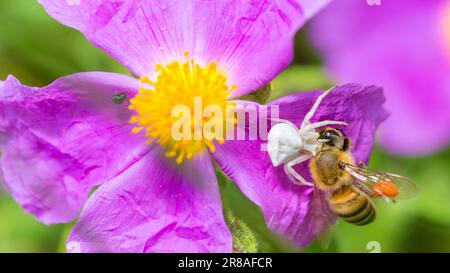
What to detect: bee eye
<box><xmin>325</xmin><ymin>130</ymin><xmax>340</xmax><ymax>137</ymax></box>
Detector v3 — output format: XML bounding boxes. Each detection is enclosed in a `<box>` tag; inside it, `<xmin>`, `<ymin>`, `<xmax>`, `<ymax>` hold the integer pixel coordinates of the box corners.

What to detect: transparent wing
<box><xmin>341</xmin><ymin>162</ymin><xmax>419</xmax><ymax>202</ymax></box>
<box><xmin>312</xmin><ymin>183</ymin><xmax>337</xmax><ymax>249</ymax></box>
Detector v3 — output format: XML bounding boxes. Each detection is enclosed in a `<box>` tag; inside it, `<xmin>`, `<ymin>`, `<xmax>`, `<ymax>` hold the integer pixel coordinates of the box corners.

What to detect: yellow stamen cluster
<box><xmin>129</xmin><ymin>53</ymin><xmax>236</xmax><ymax>164</ymax></box>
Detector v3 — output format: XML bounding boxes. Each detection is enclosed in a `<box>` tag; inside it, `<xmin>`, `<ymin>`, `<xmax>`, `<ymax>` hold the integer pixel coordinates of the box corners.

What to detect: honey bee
<box><xmin>308</xmin><ymin>127</ymin><xmax>419</xmax><ymax>247</ymax></box>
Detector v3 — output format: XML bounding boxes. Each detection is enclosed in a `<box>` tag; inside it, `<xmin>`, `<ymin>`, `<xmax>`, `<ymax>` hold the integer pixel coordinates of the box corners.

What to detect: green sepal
<box><xmin>226</xmin><ymin>211</ymin><xmax>259</xmax><ymax>253</ymax></box>
<box><xmin>237</xmin><ymin>84</ymin><xmax>271</xmax><ymax>105</ymax></box>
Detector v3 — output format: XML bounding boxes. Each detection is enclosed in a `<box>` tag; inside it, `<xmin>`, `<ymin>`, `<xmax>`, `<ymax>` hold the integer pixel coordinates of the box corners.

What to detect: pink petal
<box><xmin>310</xmin><ymin>0</ymin><xmax>450</xmax><ymax>155</ymax></box>
<box><xmin>67</xmin><ymin>147</ymin><xmax>231</xmax><ymax>253</ymax></box>
<box><xmin>0</xmin><ymin>73</ymin><xmax>147</xmax><ymax>224</ymax></box>
<box><xmin>38</xmin><ymin>0</ymin><xmax>330</xmax><ymax>96</ymax></box>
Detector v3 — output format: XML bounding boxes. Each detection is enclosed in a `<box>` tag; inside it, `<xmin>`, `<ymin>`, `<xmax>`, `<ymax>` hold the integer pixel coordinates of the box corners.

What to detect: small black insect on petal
<box><xmin>113</xmin><ymin>92</ymin><xmax>128</xmax><ymax>104</ymax></box>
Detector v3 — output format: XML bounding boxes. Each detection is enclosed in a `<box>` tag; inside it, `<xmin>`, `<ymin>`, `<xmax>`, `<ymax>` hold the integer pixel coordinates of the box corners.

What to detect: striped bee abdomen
<box><xmin>328</xmin><ymin>185</ymin><xmax>376</xmax><ymax>226</ymax></box>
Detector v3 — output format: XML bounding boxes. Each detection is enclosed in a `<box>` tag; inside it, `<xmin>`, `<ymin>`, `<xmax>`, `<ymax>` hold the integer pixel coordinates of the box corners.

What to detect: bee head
<box><xmin>318</xmin><ymin>127</ymin><xmax>350</xmax><ymax>151</ymax></box>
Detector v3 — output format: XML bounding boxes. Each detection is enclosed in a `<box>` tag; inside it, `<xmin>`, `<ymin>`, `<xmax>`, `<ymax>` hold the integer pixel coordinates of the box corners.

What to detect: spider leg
<box><xmin>301</xmin><ymin>88</ymin><xmax>334</xmax><ymax>128</ymax></box>
<box><xmin>301</xmin><ymin>120</ymin><xmax>348</xmax><ymax>132</ymax></box>
<box><xmin>284</xmin><ymin>154</ymin><xmax>314</xmax><ymax>186</ymax></box>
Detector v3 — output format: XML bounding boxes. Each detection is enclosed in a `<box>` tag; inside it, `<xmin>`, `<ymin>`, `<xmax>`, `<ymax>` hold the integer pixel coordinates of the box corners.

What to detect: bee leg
<box><xmin>300</xmin><ymin>87</ymin><xmax>334</xmax><ymax>128</ymax></box>
<box><xmin>284</xmin><ymin>154</ymin><xmax>314</xmax><ymax>186</ymax></box>
<box><xmin>358</xmin><ymin>161</ymin><xmax>366</xmax><ymax>168</ymax></box>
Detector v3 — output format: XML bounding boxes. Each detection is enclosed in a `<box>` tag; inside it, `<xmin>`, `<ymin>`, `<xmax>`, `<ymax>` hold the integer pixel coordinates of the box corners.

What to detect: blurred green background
<box><xmin>0</xmin><ymin>0</ymin><xmax>449</xmax><ymax>253</ymax></box>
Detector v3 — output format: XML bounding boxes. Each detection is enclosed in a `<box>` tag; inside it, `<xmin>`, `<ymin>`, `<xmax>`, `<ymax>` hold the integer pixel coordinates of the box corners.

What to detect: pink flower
<box><xmin>1</xmin><ymin>1</ymin><xmax>388</xmax><ymax>251</ymax></box>
<box><xmin>310</xmin><ymin>0</ymin><xmax>450</xmax><ymax>155</ymax></box>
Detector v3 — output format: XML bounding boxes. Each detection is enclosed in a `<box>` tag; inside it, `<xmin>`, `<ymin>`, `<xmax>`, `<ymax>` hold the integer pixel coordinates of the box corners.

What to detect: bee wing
<box><xmin>341</xmin><ymin>162</ymin><xmax>419</xmax><ymax>201</ymax></box>
<box><xmin>312</xmin><ymin>183</ymin><xmax>336</xmax><ymax>249</ymax></box>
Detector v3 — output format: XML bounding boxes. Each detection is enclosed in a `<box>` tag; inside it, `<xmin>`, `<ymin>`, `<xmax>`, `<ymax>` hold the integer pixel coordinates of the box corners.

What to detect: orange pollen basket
<box><xmin>372</xmin><ymin>180</ymin><xmax>399</xmax><ymax>198</ymax></box>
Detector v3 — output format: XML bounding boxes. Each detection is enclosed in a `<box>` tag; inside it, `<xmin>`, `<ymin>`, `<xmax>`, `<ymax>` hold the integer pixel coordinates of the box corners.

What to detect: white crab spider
<box><xmin>267</xmin><ymin>89</ymin><xmax>347</xmax><ymax>187</ymax></box>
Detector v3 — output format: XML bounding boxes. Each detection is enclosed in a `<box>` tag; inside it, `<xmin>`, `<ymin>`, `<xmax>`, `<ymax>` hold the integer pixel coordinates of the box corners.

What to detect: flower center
<box><xmin>129</xmin><ymin>53</ymin><xmax>236</xmax><ymax>164</ymax></box>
